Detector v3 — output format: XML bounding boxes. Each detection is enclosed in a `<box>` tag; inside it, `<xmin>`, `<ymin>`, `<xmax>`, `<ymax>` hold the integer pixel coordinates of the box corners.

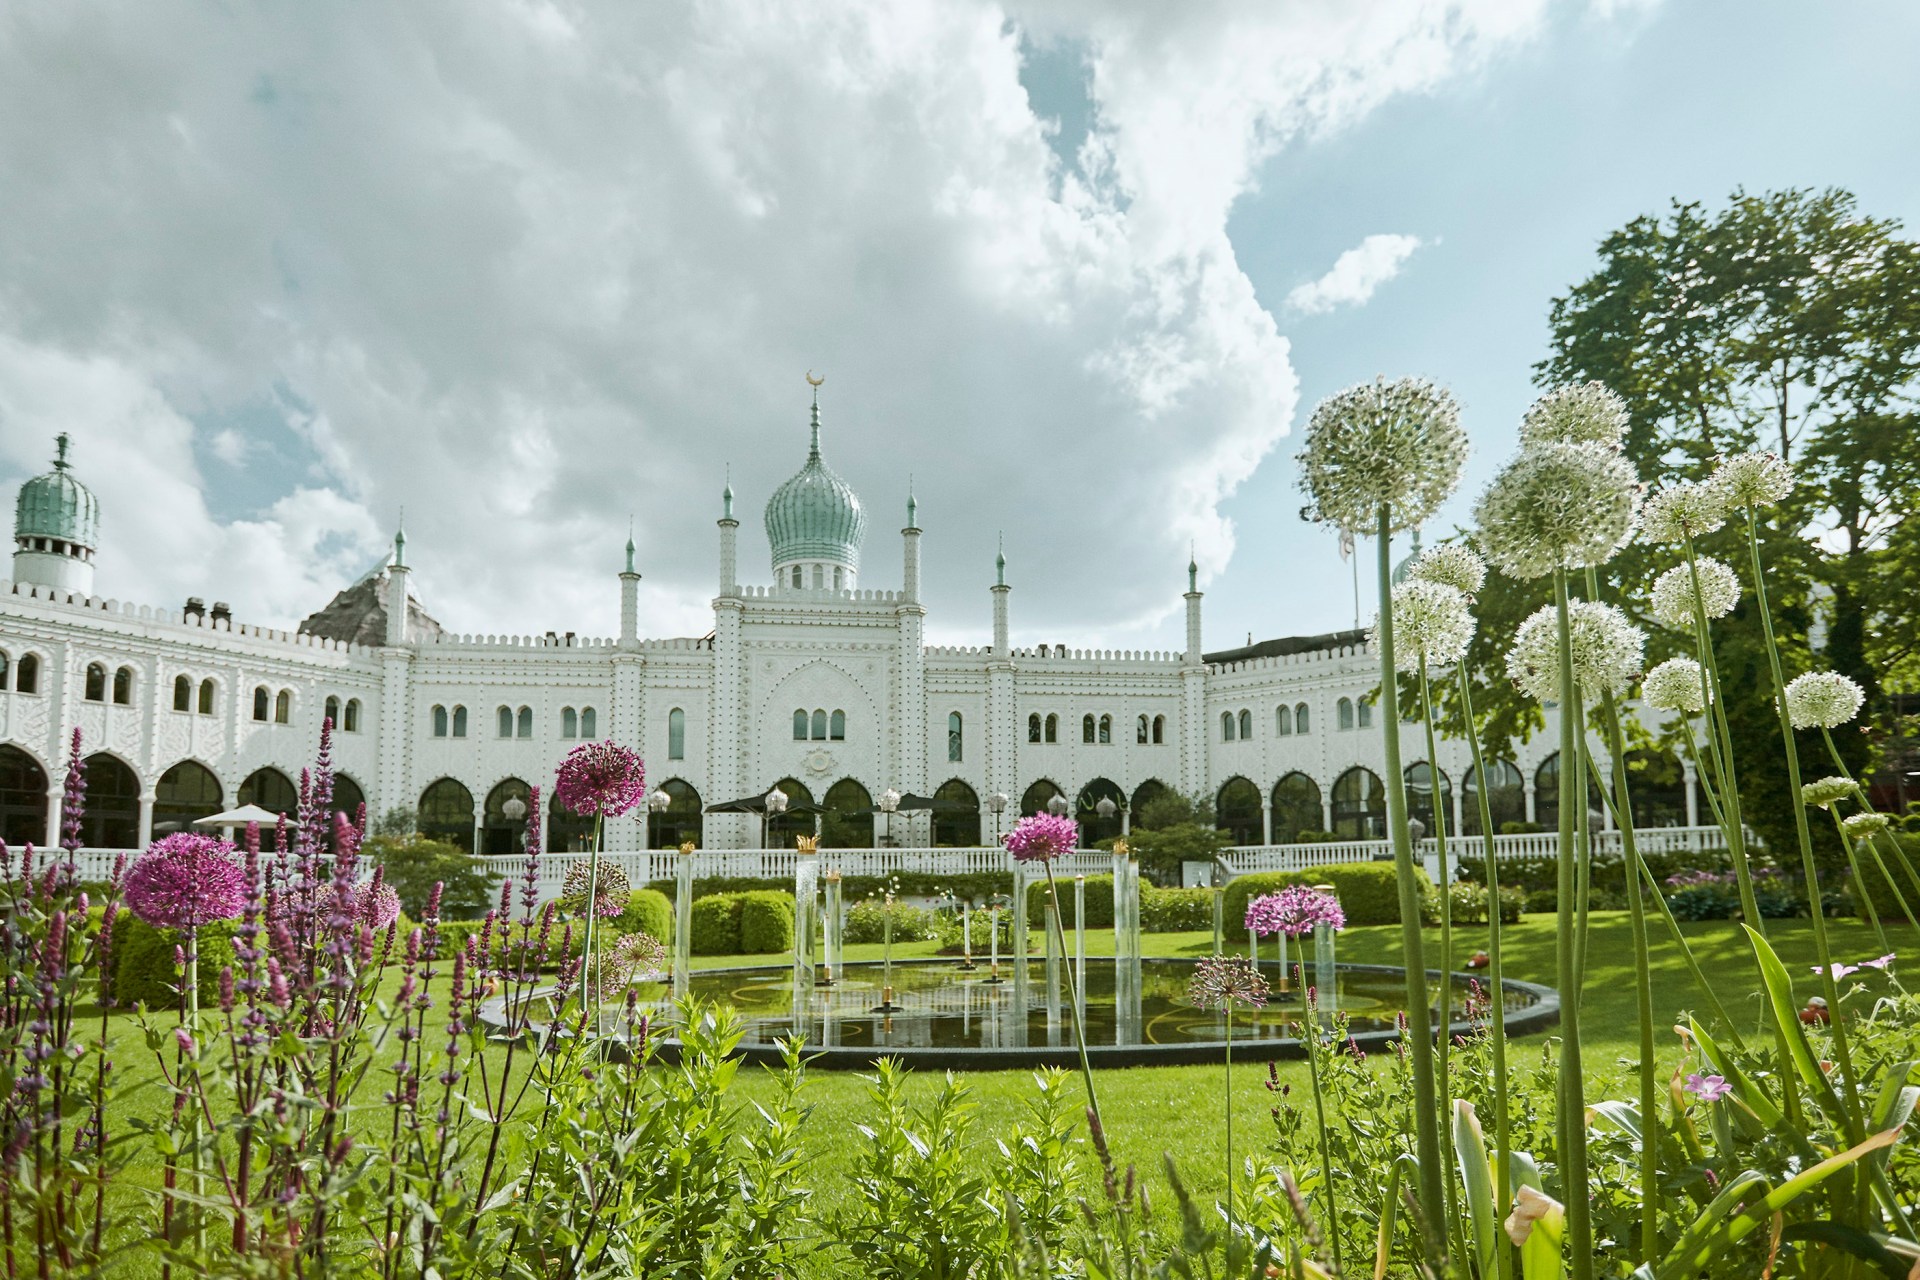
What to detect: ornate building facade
<box><xmin>0</xmin><ymin>405</ymin><xmax>1700</xmax><ymax>858</ymax></box>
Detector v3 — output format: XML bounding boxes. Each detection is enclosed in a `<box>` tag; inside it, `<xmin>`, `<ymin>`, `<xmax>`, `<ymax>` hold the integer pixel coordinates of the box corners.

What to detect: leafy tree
<box><xmin>1436</xmin><ymin>188</ymin><xmax>1920</xmax><ymax>869</ymax></box>
<box><xmin>366</xmin><ymin>832</ymin><xmax>497</xmax><ymax>920</ymax></box>
<box><xmin>1134</xmin><ymin>790</ymin><xmax>1214</xmax><ymax>832</ymax></box>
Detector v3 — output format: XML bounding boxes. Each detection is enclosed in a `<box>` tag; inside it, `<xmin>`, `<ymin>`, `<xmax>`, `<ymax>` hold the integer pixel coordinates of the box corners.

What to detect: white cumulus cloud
<box><xmin>1286</xmin><ymin>234</ymin><xmax>1429</xmax><ymax>315</ymax></box>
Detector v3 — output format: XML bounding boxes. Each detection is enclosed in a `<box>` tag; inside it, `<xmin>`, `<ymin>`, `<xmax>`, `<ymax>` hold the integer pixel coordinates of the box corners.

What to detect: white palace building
<box><xmin>0</xmin><ymin>403</ymin><xmax>1714</xmax><ymax>880</ymax></box>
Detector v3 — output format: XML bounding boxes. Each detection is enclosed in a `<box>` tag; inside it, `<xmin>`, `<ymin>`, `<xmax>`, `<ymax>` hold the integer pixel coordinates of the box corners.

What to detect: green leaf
<box><xmin>1779</xmin><ymin>1221</ymin><xmax>1920</xmax><ymax>1279</ymax></box>
<box><xmin>1741</xmin><ymin>926</ymin><xmax>1848</xmax><ymax>1124</ymax></box>
<box><xmin>1454</xmin><ymin>1100</ymin><xmax>1499</xmax><ymax>1280</ymax></box>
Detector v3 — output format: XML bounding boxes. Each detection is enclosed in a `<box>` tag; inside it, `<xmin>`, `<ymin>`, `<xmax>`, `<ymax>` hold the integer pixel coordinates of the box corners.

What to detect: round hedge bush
<box><xmin>738</xmin><ymin>890</ymin><xmax>795</xmax><ymax>953</ymax></box>
<box><xmin>688</xmin><ymin>894</ymin><xmax>743</xmax><ymax>955</ymax></box>
<box><xmin>111</xmin><ymin>916</ymin><xmax>236</xmax><ymax>1010</ymax></box>
<box><xmin>1223</xmin><ymin>862</ymin><xmax>1430</xmax><ymax>941</ymax></box>
<box><xmin>616</xmin><ymin>888</ymin><xmax>674</xmax><ymax>944</ymax></box>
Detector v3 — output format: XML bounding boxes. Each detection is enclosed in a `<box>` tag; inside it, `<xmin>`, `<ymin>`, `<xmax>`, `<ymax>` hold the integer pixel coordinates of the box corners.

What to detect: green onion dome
<box><xmin>15</xmin><ymin>434</ymin><xmax>98</xmax><ymax>549</ymax></box>
<box><xmin>764</xmin><ymin>399</ymin><xmax>865</xmax><ymax>573</ymax></box>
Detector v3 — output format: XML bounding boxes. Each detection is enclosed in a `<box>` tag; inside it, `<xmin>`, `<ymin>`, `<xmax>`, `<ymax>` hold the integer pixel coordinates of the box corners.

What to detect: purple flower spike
<box><xmin>1003</xmin><ymin>813</ymin><xmax>1078</xmax><ymax>863</ymax></box>
<box><xmin>124</xmin><ymin>833</ymin><xmax>248</xmax><ymax>931</ymax></box>
<box><xmin>554</xmin><ymin>743</ymin><xmax>647</xmax><ymax>818</ymax></box>
<box><xmin>60</xmin><ymin>728</ymin><xmax>86</xmax><ymax>856</ymax></box>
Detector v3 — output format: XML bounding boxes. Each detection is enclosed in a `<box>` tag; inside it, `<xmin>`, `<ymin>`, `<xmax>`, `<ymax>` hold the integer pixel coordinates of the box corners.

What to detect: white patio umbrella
<box><xmin>191</xmin><ymin>804</ymin><xmax>285</xmax><ymax>832</ymax></box>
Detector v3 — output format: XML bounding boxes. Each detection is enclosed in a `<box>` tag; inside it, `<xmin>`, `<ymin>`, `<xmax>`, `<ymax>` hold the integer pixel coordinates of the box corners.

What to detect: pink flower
<box><xmin>125</xmin><ymin>833</ymin><xmax>248</xmax><ymax>931</ymax></box>
<box><xmin>554</xmin><ymin>742</ymin><xmax>647</xmax><ymax>818</ymax></box>
<box><xmin>1861</xmin><ymin>953</ymin><xmax>1896</xmax><ymax>971</ymax></box>
<box><xmin>1246</xmin><ymin>886</ymin><xmax>1345</xmax><ymax>938</ymax></box>
<box><xmin>1684</xmin><ymin>1072</ymin><xmax>1731</xmax><ymax>1103</ymax></box>
<box><xmin>1003</xmin><ymin>813</ymin><xmax>1079</xmax><ymax>863</ymax></box>
<box><xmin>1813</xmin><ymin>962</ymin><xmax>1860</xmax><ymax>980</ymax></box>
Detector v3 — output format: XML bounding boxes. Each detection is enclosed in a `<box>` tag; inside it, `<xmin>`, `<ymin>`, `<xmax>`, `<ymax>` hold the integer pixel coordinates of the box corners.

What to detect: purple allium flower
<box><xmin>124</xmin><ymin>833</ymin><xmax>248</xmax><ymax>931</ymax></box>
<box><xmin>561</xmin><ymin>859</ymin><xmax>632</xmax><ymax>918</ymax></box>
<box><xmin>554</xmin><ymin>742</ymin><xmax>647</xmax><ymax>818</ymax></box>
<box><xmin>1188</xmin><ymin>954</ymin><xmax>1269</xmax><ymax>1010</ymax></box>
<box><xmin>1246</xmin><ymin>885</ymin><xmax>1346</xmax><ymax>938</ymax></box>
<box><xmin>1862</xmin><ymin>953</ymin><xmax>1896</xmax><ymax>971</ymax></box>
<box><xmin>1684</xmin><ymin>1073</ymin><xmax>1731</xmax><ymax>1103</ymax></box>
<box><xmin>1003</xmin><ymin>813</ymin><xmax>1079</xmax><ymax>863</ymax></box>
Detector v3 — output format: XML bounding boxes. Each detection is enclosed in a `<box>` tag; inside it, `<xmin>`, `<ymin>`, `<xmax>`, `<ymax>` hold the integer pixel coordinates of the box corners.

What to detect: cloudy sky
<box><xmin>2</xmin><ymin>1</ymin><xmax>1916</xmax><ymax>653</ymax></box>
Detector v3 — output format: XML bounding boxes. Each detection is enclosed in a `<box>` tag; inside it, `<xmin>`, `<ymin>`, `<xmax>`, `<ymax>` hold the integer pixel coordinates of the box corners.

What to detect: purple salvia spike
<box><xmin>60</xmin><ymin>727</ymin><xmax>86</xmax><ymax>860</ymax></box>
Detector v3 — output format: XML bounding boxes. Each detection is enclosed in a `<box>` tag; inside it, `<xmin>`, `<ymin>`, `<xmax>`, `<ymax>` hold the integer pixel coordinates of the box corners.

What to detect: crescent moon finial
<box><xmin>806</xmin><ymin>370</ymin><xmax>825</xmax><ymax>387</ymax></box>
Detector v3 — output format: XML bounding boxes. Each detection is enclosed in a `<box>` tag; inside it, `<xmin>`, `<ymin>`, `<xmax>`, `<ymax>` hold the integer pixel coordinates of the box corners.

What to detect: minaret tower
<box><xmin>619</xmin><ymin>523</ymin><xmax>641</xmax><ymax>646</ymax></box>
<box><xmin>12</xmin><ymin>433</ymin><xmax>99</xmax><ymax>594</ymax></box>
<box><xmin>991</xmin><ymin>535</ymin><xmax>1010</xmax><ymax>655</ymax></box>
<box><xmin>384</xmin><ymin>526</ymin><xmax>413</xmax><ymax>647</ymax></box>
<box><xmin>901</xmin><ymin>483</ymin><xmax>921</xmax><ymax>601</ymax></box>
<box><xmin>718</xmin><ymin>475</ymin><xmax>739</xmax><ymax>596</ymax></box>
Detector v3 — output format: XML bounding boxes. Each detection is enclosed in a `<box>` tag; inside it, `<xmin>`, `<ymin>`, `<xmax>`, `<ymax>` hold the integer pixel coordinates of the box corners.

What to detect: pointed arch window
<box><xmin>1028</xmin><ymin>713</ymin><xmax>1042</xmax><ymax>743</ymax></box>
<box><xmin>1082</xmin><ymin>714</ymin><xmax>1096</xmax><ymax>744</ymax></box>
<box><xmin>498</xmin><ymin>706</ymin><xmax>514</xmax><ymax>738</ymax></box>
<box><xmin>451</xmin><ymin>705</ymin><xmax>467</xmax><ymax>737</ymax></box>
<box><xmin>1221</xmin><ymin>711</ymin><xmax>1235</xmax><ymax>742</ymax></box>
<box><xmin>14</xmin><ymin>654</ymin><xmax>37</xmax><ymax>694</ymax></box>
<box><xmin>274</xmin><ymin>690</ymin><xmax>291</xmax><ymax>724</ymax></box>
<box><xmin>830</xmin><ymin>709</ymin><xmax>845</xmax><ymax>741</ymax></box>
<box><xmin>516</xmin><ymin>706</ymin><xmax>533</xmax><ymax>739</ymax></box>
<box><xmin>1136</xmin><ymin>714</ymin><xmax>1149</xmax><ymax>744</ymax></box>
<box><xmin>198</xmin><ymin>678</ymin><xmax>215</xmax><ymax>715</ymax></box>
<box><xmin>1152</xmin><ymin>714</ymin><xmax>1165</xmax><ymax>744</ymax></box>
<box><xmin>1044</xmin><ymin>713</ymin><xmax>1058</xmax><ymax>744</ymax></box>
<box><xmin>1098</xmin><ymin>714</ymin><xmax>1112</xmax><ymax>744</ymax></box>
<box><xmin>562</xmin><ymin>707</ymin><xmax>578</xmax><ymax>738</ymax></box>
<box><xmin>112</xmin><ymin>665</ymin><xmax>132</xmax><ymax>704</ymax></box>
<box><xmin>580</xmin><ymin>707</ymin><xmax>595</xmax><ymax>738</ymax></box>
<box><xmin>84</xmin><ymin>663</ymin><xmax>106</xmax><ymax>701</ymax></box>
<box><xmin>794</xmin><ymin>709</ymin><xmax>809</xmax><ymax>740</ymax></box>
<box><xmin>325</xmin><ymin>696</ymin><xmax>340</xmax><ymax>727</ymax></box>
<box><xmin>432</xmin><ymin>705</ymin><xmax>449</xmax><ymax>738</ymax></box>
<box><xmin>1337</xmin><ymin>697</ymin><xmax>1354</xmax><ymax>730</ymax></box>
<box><xmin>948</xmin><ymin>711</ymin><xmax>963</xmax><ymax>762</ymax></box>
<box><xmin>174</xmin><ymin>674</ymin><xmax>192</xmax><ymax>711</ymax></box>
<box><xmin>344</xmin><ymin>699</ymin><xmax>361</xmax><ymax>732</ymax></box>
<box><xmin>1237</xmin><ymin>708</ymin><xmax>1252</xmax><ymax>741</ymax></box>
<box><xmin>1295</xmin><ymin>702</ymin><xmax>1310</xmax><ymax>734</ymax></box>
<box><xmin>1357</xmin><ymin>700</ymin><xmax>1373</xmax><ymax>728</ymax></box>
<box><xmin>668</xmin><ymin>708</ymin><xmax>686</xmax><ymax>760</ymax></box>
<box><xmin>811</xmin><ymin>709</ymin><xmax>827</xmax><ymax>740</ymax></box>
<box><xmin>253</xmin><ymin>686</ymin><xmax>271</xmax><ymax>721</ymax></box>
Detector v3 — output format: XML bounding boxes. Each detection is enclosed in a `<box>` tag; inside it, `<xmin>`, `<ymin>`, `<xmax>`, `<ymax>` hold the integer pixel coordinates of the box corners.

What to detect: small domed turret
<box><xmin>13</xmin><ymin>434</ymin><xmax>99</xmax><ymax>594</ymax></box>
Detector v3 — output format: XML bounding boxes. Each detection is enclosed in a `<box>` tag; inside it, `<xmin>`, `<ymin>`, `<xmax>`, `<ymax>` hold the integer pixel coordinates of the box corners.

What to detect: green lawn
<box><xmin>86</xmin><ymin>910</ymin><xmax>1913</xmax><ymax>1266</ymax></box>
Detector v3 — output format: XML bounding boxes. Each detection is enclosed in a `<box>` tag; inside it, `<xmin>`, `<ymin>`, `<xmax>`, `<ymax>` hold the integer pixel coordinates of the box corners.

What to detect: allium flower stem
<box><xmin>1301</xmin><ymin>1002</ymin><xmax>1341</xmax><ymax>1276</ymax></box>
<box><xmin>1550</xmin><ymin>570</ymin><xmax>1594</xmax><ymax>1278</ymax></box>
<box><xmin>1823</xmin><ymin>807</ymin><xmax>1889</xmax><ymax>954</ymax></box>
<box><xmin>1682</xmin><ymin>540</ymin><xmax>1767</xmax><ymax>936</ymax></box>
<box><xmin>1453</xmin><ymin>665</ymin><xmax>1513</xmax><ymax>1280</ymax></box>
<box><xmin>1414</xmin><ymin>665</ymin><xmax>1456</xmax><ymax>1241</ymax></box>
<box><xmin>1818</xmin><ymin>727</ymin><xmax>1920</xmax><ymax>922</ymax></box>
<box><xmin>1374</xmin><ymin>505</ymin><xmax>1445</xmax><ymax>1236</ymax></box>
<box><xmin>577</xmin><ymin>814</ymin><xmax>605</xmax><ymax>1022</ymax></box>
<box><xmin>1738</xmin><ymin>505</ymin><xmax>1867</xmax><ymax>1145</ymax></box>
<box><xmin>1042</xmin><ymin>861</ymin><xmax>1101</xmax><ymax>1133</ymax></box>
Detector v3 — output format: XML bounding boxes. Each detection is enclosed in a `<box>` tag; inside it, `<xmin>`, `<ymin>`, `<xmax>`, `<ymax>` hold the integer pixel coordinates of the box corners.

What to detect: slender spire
<box><xmin>906</xmin><ymin>475</ymin><xmax>917</xmax><ymax>530</ymax></box>
<box><xmin>625</xmin><ymin>516</ymin><xmax>636</xmax><ymax>574</ymax></box>
<box><xmin>806</xmin><ymin>370</ymin><xmax>825</xmax><ymax>462</ymax></box>
<box><xmin>1187</xmin><ymin>542</ymin><xmax>1197</xmax><ymax>593</ymax></box>
<box><xmin>995</xmin><ymin>532</ymin><xmax>1006</xmax><ymax>587</ymax></box>
<box><xmin>722</xmin><ymin>464</ymin><xmax>734</xmax><ymax>521</ymax></box>
<box><xmin>394</xmin><ymin>510</ymin><xmax>407</xmax><ymax>569</ymax></box>
<box><xmin>53</xmin><ymin>432</ymin><xmax>70</xmax><ymax>470</ymax></box>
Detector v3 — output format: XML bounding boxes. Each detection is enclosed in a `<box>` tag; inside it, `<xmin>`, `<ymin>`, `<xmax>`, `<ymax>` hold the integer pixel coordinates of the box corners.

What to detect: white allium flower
<box><xmin>1783</xmin><ymin>671</ymin><xmax>1865</xmax><ymax>729</ymax></box>
<box><xmin>1638</xmin><ymin>481</ymin><xmax>1728</xmax><ymax>544</ymax></box>
<box><xmin>1298</xmin><ymin>377</ymin><xmax>1467</xmax><ymax>535</ymax></box>
<box><xmin>1407</xmin><ymin>543</ymin><xmax>1487</xmax><ymax>595</ymax></box>
<box><xmin>1649</xmin><ymin>558</ymin><xmax>1741</xmax><ymax>628</ymax></box>
<box><xmin>1641</xmin><ymin>656</ymin><xmax>1709</xmax><ymax>713</ymax></box>
<box><xmin>1371</xmin><ymin>579</ymin><xmax>1475</xmax><ymax>672</ymax></box>
<box><xmin>1800</xmin><ymin>776</ymin><xmax>1856</xmax><ymax>809</ymax></box>
<box><xmin>1712</xmin><ymin>451</ymin><xmax>1794</xmax><ymax>511</ymax></box>
<box><xmin>1506</xmin><ymin>600</ymin><xmax>1645</xmax><ymax>704</ymax></box>
<box><xmin>1518</xmin><ymin>382</ymin><xmax>1629</xmax><ymax>449</ymax></box>
<box><xmin>1473</xmin><ymin>442</ymin><xmax>1640</xmax><ymax>580</ymax></box>
<box><xmin>1843</xmin><ymin>812</ymin><xmax>1890</xmax><ymax>839</ymax></box>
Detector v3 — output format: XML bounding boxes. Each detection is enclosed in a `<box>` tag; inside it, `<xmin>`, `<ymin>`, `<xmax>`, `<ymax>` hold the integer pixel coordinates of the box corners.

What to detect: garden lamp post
<box><xmin>500</xmin><ymin>792</ymin><xmax>527</xmax><ymax>852</ymax></box>
<box><xmin>764</xmin><ymin>787</ymin><xmax>789</xmax><ymax>850</ymax></box>
<box><xmin>988</xmin><ymin>791</ymin><xmax>1008</xmax><ymax>845</ymax></box>
<box><xmin>878</xmin><ymin>787</ymin><xmax>901</xmax><ymax>848</ymax></box>
<box><xmin>645</xmin><ymin>788</ymin><xmax>671</xmax><ymax>851</ymax></box>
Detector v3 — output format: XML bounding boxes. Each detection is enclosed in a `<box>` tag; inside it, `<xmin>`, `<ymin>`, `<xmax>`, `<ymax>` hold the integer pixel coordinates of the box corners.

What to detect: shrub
<box><xmin>842</xmin><ymin>898</ymin><xmax>938</xmax><ymax>944</ymax></box>
<box><xmin>1446</xmin><ymin>881</ymin><xmax>1524</xmax><ymax>925</ymax></box>
<box><xmin>738</xmin><ymin>890</ymin><xmax>795</xmax><ymax>953</ymax></box>
<box><xmin>689</xmin><ymin>893</ymin><xmax>744</xmax><ymax>955</ymax></box>
<box><xmin>1223</xmin><ymin>862</ymin><xmax>1427</xmax><ymax>940</ymax></box>
<box><xmin>1523</xmin><ymin>888</ymin><xmax>1558</xmax><ymax>915</ymax></box>
<box><xmin>1141</xmin><ymin>884</ymin><xmax>1214</xmax><ymax>932</ymax></box>
<box><xmin>1663</xmin><ymin>868</ymin><xmax>1805</xmax><ymax>921</ymax></box>
<box><xmin>1849</xmin><ymin>834</ymin><xmax>1920</xmax><ymax>926</ymax></box>
<box><xmin>932</xmin><ymin>907</ymin><xmax>1016</xmax><ymax>955</ymax></box>
<box><xmin>1024</xmin><ymin>874</ymin><xmax>1114</xmax><ymax>928</ymax></box>
<box><xmin>1122</xmin><ymin>822</ymin><xmax>1231</xmax><ymax>885</ymax></box>
<box><xmin>615</xmin><ymin>888</ymin><xmax>674</xmax><ymax>944</ymax></box>
<box><xmin>110</xmin><ymin>917</ymin><xmax>235</xmax><ymax>1010</ymax></box>
<box><xmin>366</xmin><ymin>833</ymin><xmax>496</xmax><ymax>920</ymax></box>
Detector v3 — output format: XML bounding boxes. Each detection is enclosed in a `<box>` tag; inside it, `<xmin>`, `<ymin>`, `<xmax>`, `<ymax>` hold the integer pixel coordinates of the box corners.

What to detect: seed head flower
<box><xmin>1842</xmin><ymin>812</ymin><xmax>1890</xmax><ymax>840</ymax></box>
<box><xmin>1638</xmin><ymin>481</ymin><xmax>1728</xmax><ymax>544</ymax></box>
<box><xmin>561</xmin><ymin>859</ymin><xmax>633</xmax><ymax>918</ymax></box>
<box><xmin>1506</xmin><ymin>600</ymin><xmax>1645</xmax><ymax>704</ymax></box>
<box><xmin>1712</xmin><ymin>451</ymin><xmax>1794</xmax><ymax>511</ymax></box>
<box><xmin>1298</xmin><ymin>377</ymin><xmax>1467</xmax><ymax>535</ymax></box>
<box><xmin>125</xmin><ymin>833</ymin><xmax>249</xmax><ymax>932</ymax></box>
<box><xmin>1188</xmin><ymin>954</ymin><xmax>1269</xmax><ymax>1011</ymax></box>
<box><xmin>1372</xmin><ymin>579</ymin><xmax>1474</xmax><ymax>672</ymax></box>
<box><xmin>1783</xmin><ymin>671</ymin><xmax>1865</xmax><ymax>730</ymax></box>
<box><xmin>1406</xmin><ymin>542</ymin><xmax>1487</xmax><ymax>595</ymax></box>
<box><xmin>1683</xmin><ymin>1072</ymin><xmax>1731</xmax><ymax>1103</ymax></box>
<box><xmin>1518</xmin><ymin>382</ymin><xmax>1629</xmax><ymax>449</ymax></box>
<box><xmin>1004</xmin><ymin>813</ymin><xmax>1079</xmax><ymax>863</ymax></box>
<box><xmin>1800</xmin><ymin>777</ymin><xmax>1856</xmax><ymax>809</ymax></box>
<box><xmin>553</xmin><ymin>741</ymin><xmax>647</xmax><ymax>818</ymax></box>
<box><xmin>1246</xmin><ymin>886</ymin><xmax>1346</xmax><ymax>939</ymax></box>
<box><xmin>1642</xmin><ymin>656</ymin><xmax>1708</xmax><ymax>713</ymax></box>
<box><xmin>1649</xmin><ymin>558</ymin><xmax>1741</xmax><ymax>628</ymax></box>
<box><xmin>1473</xmin><ymin>441</ymin><xmax>1640</xmax><ymax>580</ymax></box>
<box><xmin>584</xmin><ymin>931</ymin><xmax>667</xmax><ymax>1002</ymax></box>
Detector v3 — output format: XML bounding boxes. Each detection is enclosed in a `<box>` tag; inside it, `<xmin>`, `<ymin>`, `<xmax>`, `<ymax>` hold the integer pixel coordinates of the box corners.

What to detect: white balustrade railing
<box><xmin>47</xmin><ymin>825</ymin><xmax>1738</xmax><ymax>908</ymax></box>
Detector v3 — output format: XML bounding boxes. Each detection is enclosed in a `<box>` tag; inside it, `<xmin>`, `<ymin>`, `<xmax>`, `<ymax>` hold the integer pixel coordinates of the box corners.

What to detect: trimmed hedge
<box><xmin>738</xmin><ymin>890</ymin><xmax>795</xmax><ymax>953</ymax></box>
<box><xmin>1025</xmin><ymin>875</ymin><xmax>1115</xmax><ymax>929</ymax></box>
<box><xmin>1223</xmin><ymin>862</ymin><xmax>1429</xmax><ymax>940</ymax></box>
<box><xmin>616</xmin><ymin>888</ymin><xmax>674</xmax><ymax>944</ymax></box>
<box><xmin>689</xmin><ymin>894</ymin><xmax>744</xmax><ymax>955</ymax></box>
<box><xmin>1141</xmin><ymin>885</ymin><xmax>1213</xmax><ymax>932</ymax></box>
<box><xmin>111</xmin><ymin>917</ymin><xmax>235</xmax><ymax>1010</ymax></box>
